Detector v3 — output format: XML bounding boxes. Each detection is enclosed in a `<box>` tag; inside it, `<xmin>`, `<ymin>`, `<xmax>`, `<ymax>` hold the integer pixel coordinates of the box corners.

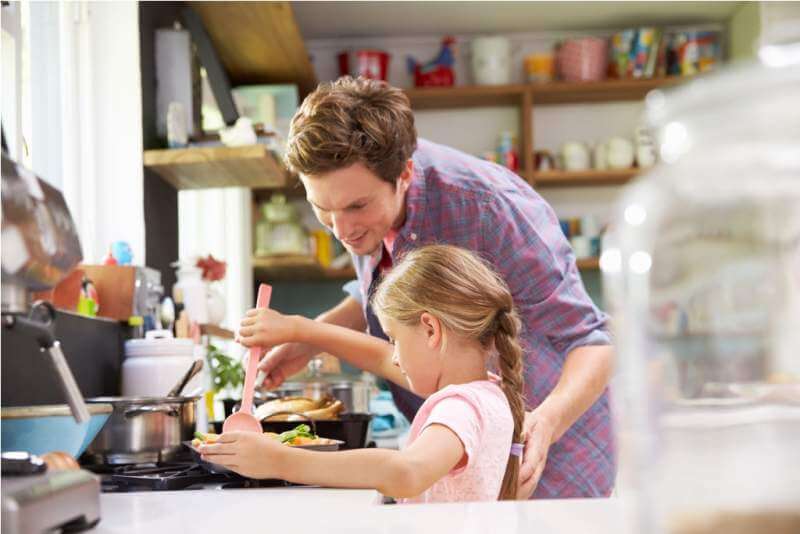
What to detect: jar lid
<box><xmin>125</xmin><ymin>329</ymin><xmax>194</xmax><ymax>358</ymax></box>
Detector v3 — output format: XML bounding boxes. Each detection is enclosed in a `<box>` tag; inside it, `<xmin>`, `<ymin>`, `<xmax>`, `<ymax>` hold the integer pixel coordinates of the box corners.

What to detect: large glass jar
<box><xmin>603</xmin><ymin>48</ymin><xmax>800</xmax><ymax>534</ymax></box>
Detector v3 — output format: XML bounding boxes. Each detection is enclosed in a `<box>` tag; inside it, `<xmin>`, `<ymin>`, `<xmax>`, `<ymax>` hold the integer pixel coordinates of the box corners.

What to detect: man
<box><xmin>257</xmin><ymin>77</ymin><xmax>615</xmax><ymax>499</ymax></box>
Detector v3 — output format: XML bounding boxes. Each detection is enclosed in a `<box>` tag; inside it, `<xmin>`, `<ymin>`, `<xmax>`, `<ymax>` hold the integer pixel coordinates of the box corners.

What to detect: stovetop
<box><xmin>83</xmin><ymin>458</ymin><xmax>295</xmax><ymax>493</ymax></box>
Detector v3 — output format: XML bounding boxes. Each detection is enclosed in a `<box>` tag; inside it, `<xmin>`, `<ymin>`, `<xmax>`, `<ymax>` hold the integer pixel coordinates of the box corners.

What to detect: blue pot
<box><xmin>1</xmin><ymin>404</ymin><xmax>113</xmax><ymax>458</ymax></box>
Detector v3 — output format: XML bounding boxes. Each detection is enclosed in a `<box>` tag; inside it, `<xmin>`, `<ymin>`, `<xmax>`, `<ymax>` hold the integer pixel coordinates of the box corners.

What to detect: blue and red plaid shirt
<box><xmin>352</xmin><ymin>139</ymin><xmax>615</xmax><ymax>498</ymax></box>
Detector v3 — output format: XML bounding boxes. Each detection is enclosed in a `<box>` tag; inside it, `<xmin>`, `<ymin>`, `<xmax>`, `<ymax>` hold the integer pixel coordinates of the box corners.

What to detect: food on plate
<box><xmin>254</xmin><ymin>396</ymin><xmax>343</xmax><ymax>421</ymax></box>
<box><xmin>192</xmin><ymin>424</ymin><xmax>336</xmax><ymax>448</ymax></box>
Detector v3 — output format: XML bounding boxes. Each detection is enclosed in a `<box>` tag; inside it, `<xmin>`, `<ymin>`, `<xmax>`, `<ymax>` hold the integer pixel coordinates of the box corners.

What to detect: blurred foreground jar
<box><xmin>603</xmin><ymin>44</ymin><xmax>800</xmax><ymax>534</ymax></box>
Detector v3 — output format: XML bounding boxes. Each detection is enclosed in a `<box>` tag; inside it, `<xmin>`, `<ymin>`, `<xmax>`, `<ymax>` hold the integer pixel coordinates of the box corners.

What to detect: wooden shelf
<box><xmin>529</xmin><ymin>77</ymin><xmax>686</xmax><ymax>104</ymax></box>
<box><xmin>200</xmin><ymin>324</ymin><xmax>235</xmax><ymax>340</ymax></box>
<box><xmin>405</xmin><ymin>84</ymin><xmax>528</xmax><ymax>110</ymax></box>
<box><xmin>252</xmin><ymin>255</ymin><xmax>356</xmax><ymax>281</ymax></box>
<box><xmin>576</xmin><ymin>257</ymin><xmax>600</xmax><ymax>270</ymax></box>
<box><xmin>144</xmin><ymin>145</ymin><xmax>289</xmax><ymax>190</ymax></box>
<box><xmin>405</xmin><ymin>77</ymin><xmax>686</xmax><ymax>110</ymax></box>
<box><xmin>189</xmin><ymin>2</ymin><xmax>317</xmax><ymax>97</ymax></box>
<box><xmin>530</xmin><ymin>169</ymin><xmax>639</xmax><ymax>187</ymax></box>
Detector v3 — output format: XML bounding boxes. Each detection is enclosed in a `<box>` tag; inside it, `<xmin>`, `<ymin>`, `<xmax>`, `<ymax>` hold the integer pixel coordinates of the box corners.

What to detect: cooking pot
<box><xmin>273</xmin><ymin>381</ymin><xmax>372</xmax><ymax>413</ymax></box>
<box><xmin>83</xmin><ymin>396</ymin><xmax>198</xmax><ymax>464</ymax></box>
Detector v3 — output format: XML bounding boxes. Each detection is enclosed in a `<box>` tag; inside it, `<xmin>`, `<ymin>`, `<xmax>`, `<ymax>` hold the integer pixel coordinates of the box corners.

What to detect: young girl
<box><xmin>200</xmin><ymin>245</ymin><xmax>526</xmax><ymax>502</ymax></box>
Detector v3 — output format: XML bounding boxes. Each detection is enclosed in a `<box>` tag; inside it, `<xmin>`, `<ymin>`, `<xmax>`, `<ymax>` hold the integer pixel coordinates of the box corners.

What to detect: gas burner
<box><xmin>84</xmin><ymin>461</ymin><xmax>295</xmax><ymax>492</ymax></box>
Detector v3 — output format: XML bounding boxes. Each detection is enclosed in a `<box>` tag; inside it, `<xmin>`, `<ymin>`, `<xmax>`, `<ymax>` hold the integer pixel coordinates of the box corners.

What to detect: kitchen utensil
<box><xmin>1</xmin><ymin>457</ymin><xmax>101</xmax><ymax>534</ymax></box>
<box><xmin>83</xmin><ymin>396</ymin><xmax>199</xmax><ymax>464</ymax></box>
<box><xmin>167</xmin><ymin>358</ymin><xmax>204</xmax><ymax>398</ymax></box>
<box><xmin>1</xmin><ymin>404</ymin><xmax>113</xmax><ymax>458</ymax></box>
<box><xmin>471</xmin><ymin>36</ymin><xmax>512</xmax><ymax>85</ymax></box>
<box><xmin>223</xmin><ymin>284</ymin><xmax>272</xmax><ymax>433</ymax></box>
<box><xmin>122</xmin><ymin>329</ymin><xmax>197</xmax><ymax>397</ymax></box>
<box><xmin>558</xmin><ymin>37</ymin><xmax>608</xmax><ymax>82</ymax></box>
<box><xmin>330</xmin><ymin>381</ymin><xmax>372</xmax><ymax>413</ymax></box>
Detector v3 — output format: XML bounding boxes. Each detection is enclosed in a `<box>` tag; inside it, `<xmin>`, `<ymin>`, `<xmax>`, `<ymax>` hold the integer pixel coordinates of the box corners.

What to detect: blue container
<box><xmin>1</xmin><ymin>404</ymin><xmax>113</xmax><ymax>457</ymax></box>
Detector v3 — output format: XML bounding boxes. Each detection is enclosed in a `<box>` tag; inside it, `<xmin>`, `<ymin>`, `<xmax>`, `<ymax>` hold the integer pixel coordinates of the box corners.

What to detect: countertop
<box><xmin>95</xmin><ymin>487</ymin><xmax>628</xmax><ymax>533</ymax></box>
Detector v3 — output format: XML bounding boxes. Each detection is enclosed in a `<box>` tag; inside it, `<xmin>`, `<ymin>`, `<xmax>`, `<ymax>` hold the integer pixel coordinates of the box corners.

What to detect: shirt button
<box><xmin>410</xmin><ymin>233</ymin><xmax>417</xmax><ymax>241</ymax></box>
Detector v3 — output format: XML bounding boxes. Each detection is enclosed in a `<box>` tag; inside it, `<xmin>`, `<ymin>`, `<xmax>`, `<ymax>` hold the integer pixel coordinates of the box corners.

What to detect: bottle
<box><xmin>167</xmin><ymin>101</ymin><xmax>188</xmax><ymax>148</ymax></box>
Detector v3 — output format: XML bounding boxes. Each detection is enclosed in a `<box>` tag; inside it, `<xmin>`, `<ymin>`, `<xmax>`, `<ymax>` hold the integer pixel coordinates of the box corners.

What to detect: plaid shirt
<box><xmin>353</xmin><ymin>139</ymin><xmax>615</xmax><ymax>498</ymax></box>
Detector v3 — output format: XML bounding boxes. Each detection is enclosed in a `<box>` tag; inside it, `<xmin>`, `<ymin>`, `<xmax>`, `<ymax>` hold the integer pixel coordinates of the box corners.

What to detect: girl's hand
<box><xmin>237</xmin><ymin>308</ymin><xmax>301</xmax><ymax>349</ymax></box>
<box><xmin>199</xmin><ymin>431</ymin><xmax>286</xmax><ymax>480</ymax></box>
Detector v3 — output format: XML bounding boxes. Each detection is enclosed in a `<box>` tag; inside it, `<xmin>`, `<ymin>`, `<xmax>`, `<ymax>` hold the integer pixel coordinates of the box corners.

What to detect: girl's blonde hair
<box><xmin>372</xmin><ymin>244</ymin><xmax>525</xmax><ymax>501</ymax></box>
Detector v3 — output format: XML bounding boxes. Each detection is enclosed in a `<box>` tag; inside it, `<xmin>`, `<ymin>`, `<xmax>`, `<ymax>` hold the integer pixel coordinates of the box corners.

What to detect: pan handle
<box><xmin>124</xmin><ymin>406</ymin><xmax>180</xmax><ymax>419</ymax></box>
<box><xmin>262</xmin><ymin>411</ymin><xmax>318</xmax><ymax>435</ymax></box>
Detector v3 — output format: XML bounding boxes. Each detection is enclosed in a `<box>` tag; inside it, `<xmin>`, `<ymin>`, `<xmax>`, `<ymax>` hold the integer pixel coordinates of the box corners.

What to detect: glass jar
<box><xmin>255</xmin><ymin>193</ymin><xmax>309</xmax><ymax>256</ymax></box>
<box><xmin>603</xmin><ymin>49</ymin><xmax>800</xmax><ymax>533</ymax></box>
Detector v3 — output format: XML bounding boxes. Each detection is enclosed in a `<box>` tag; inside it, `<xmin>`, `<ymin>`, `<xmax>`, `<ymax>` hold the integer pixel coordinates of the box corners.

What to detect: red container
<box><xmin>558</xmin><ymin>38</ymin><xmax>608</xmax><ymax>82</ymax></box>
<box><xmin>338</xmin><ymin>50</ymin><xmax>391</xmax><ymax>81</ymax></box>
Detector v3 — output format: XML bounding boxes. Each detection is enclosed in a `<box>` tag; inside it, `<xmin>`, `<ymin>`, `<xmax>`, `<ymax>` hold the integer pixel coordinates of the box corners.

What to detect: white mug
<box><xmin>562</xmin><ymin>141</ymin><xmax>591</xmax><ymax>171</ymax></box>
<box><xmin>471</xmin><ymin>36</ymin><xmax>512</xmax><ymax>85</ymax></box>
<box><xmin>607</xmin><ymin>137</ymin><xmax>635</xmax><ymax>169</ymax></box>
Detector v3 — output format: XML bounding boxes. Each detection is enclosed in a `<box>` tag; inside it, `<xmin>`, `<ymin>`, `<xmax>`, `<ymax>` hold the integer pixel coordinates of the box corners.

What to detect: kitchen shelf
<box><xmin>405</xmin><ymin>84</ymin><xmax>528</xmax><ymax>110</ymax></box>
<box><xmin>252</xmin><ymin>255</ymin><xmax>356</xmax><ymax>281</ymax></box>
<box><xmin>529</xmin><ymin>77</ymin><xmax>685</xmax><ymax>105</ymax></box>
<box><xmin>530</xmin><ymin>168</ymin><xmax>640</xmax><ymax>187</ymax></box>
<box><xmin>405</xmin><ymin>76</ymin><xmax>690</xmax><ymax>187</ymax></box>
<box><xmin>144</xmin><ymin>145</ymin><xmax>289</xmax><ymax>190</ymax></box>
<box><xmin>576</xmin><ymin>257</ymin><xmax>600</xmax><ymax>270</ymax></box>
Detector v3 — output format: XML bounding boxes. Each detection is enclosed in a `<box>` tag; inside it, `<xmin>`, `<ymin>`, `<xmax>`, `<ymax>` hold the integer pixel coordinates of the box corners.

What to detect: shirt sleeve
<box><xmin>341</xmin><ymin>279</ymin><xmax>363</xmax><ymax>305</ymax></box>
<box><xmin>478</xmin><ymin>189</ymin><xmax>612</xmax><ymax>358</ymax></box>
<box><xmin>421</xmin><ymin>393</ymin><xmax>484</xmax><ymax>475</ymax></box>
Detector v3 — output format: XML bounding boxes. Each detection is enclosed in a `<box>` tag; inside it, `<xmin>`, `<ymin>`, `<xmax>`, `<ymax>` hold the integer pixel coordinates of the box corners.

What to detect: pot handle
<box><xmin>124</xmin><ymin>406</ymin><xmax>180</xmax><ymax>419</ymax></box>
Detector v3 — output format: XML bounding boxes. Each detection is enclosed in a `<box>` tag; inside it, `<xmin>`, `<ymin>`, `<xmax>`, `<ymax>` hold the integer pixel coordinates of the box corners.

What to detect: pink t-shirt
<box><xmin>400</xmin><ymin>380</ymin><xmax>514</xmax><ymax>503</ymax></box>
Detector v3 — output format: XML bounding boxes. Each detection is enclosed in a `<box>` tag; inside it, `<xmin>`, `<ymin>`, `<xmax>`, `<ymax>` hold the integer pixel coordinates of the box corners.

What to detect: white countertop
<box><xmin>95</xmin><ymin>487</ymin><xmax>627</xmax><ymax>534</ymax></box>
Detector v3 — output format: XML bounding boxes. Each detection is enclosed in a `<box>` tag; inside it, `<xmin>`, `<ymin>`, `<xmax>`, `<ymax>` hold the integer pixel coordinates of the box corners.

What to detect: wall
<box><xmin>728</xmin><ymin>2</ymin><xmax>762</xmax><ymax>62</ymax></box>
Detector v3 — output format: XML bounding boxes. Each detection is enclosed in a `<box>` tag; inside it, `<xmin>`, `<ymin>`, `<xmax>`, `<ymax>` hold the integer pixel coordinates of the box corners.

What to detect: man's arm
<box><xmin>534</xmin><ymin>344</ymin><xmax>613</xmax><ymax>442</ymax></box>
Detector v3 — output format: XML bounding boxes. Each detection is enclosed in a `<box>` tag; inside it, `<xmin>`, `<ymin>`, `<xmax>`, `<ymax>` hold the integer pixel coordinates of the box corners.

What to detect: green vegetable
<box><xmin>206</xmin><ymin>344</ymin><xmax>244</xmax><ymax>393</ymax></box>
<box><xmin>277</xmin><ymin>424</ymin><xmax>317</xmax><ymax>443</ymax></box>
<box><xmin>194</xmin><ymin>431</ymin><xmax>207</xmax><ymax>442</ymax></box>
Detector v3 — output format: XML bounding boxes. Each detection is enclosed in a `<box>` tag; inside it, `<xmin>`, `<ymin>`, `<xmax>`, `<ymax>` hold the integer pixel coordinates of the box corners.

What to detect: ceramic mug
<box><xmin>471</xmin><ymin>36</ymin><xmax>512</xmax><ymax>85</ymax></box>
<box><xmin>607</xmin><ymin>137</ymin><xmax>635</xmax><ymax>169</ymax></box>
<box><xmin>562</xmin><ymin>141</ymin><xmax>591</xmax><ymax>171</ymax></box>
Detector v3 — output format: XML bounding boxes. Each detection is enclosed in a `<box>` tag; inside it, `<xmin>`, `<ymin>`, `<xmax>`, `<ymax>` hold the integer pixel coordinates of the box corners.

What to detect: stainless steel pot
<box><xmin>83</xmin><ymin>396</ymin><xmax>198</xmax><ymax>464</ymax></box>
<box><xmin>330</xmin><ymin>381</ymin><xmax>371</xmax><ymax>413</ymax></box>
<box><xmin>273</xmin><ymin>381</ymin><xmax>371</xmax><ymax>413</ymax></box>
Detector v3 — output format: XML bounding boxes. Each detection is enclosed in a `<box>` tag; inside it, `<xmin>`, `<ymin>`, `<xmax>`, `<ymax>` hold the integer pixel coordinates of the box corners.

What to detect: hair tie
<box><xmin>510</xmin><ymin>443</ymin><xmax>524</xmax><ymax>457</ymax></box>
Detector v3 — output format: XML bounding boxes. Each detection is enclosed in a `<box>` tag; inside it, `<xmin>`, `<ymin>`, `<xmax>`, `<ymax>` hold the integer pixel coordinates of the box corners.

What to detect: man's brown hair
<box><xmin>285</xmin><ymin>76</ymin><xmax>417</xmax><ymax>185</ymax></box>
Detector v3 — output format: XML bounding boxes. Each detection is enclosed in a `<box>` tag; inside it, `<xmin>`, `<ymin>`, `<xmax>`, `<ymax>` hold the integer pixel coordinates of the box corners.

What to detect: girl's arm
<box><xmin>201</xmin><ymin>425</ymin><xmax>465</xmax><ymax>499</ymax></box>
<box><xmin>239</xmin><ymin>309</ymin><xmax>408</xmax><ymax>389</ymax></box>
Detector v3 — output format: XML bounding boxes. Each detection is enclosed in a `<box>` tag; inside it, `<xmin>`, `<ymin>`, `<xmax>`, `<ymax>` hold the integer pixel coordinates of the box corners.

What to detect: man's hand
<box><xmin>199</xmin><ymin>431</ymin><xmax>287</xmax><ymax>480</ymax></box>
<box><xmin>237</xmin><ymin>309</ymin><xmax>317</xmax><ymax>389</ymax></box>
<box><xmin>517</xmin><ymin>409</ymin><xmax>557</xmax><ymax>499</ymax></box>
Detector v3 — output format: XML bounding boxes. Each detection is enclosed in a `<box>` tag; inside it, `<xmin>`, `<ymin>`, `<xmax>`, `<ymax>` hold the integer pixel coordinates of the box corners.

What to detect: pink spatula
<box><xmin>223</xmin><ymin>283</ymin><xmax>272</xmax><ymax>433</ymax></box>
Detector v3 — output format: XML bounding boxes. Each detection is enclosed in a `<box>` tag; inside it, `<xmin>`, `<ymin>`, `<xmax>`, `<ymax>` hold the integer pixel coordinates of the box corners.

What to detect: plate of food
<box><xmin>186</xmin><ymin>424</ymin><xmax>344</xmax><ymax>474</ymax></box>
